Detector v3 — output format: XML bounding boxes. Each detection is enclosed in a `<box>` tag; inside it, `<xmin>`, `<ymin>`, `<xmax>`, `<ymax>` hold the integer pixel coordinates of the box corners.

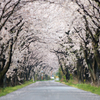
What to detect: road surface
<box><xmin>0</xmin><ymin>81</ymin><xmax>100</xmax><ymax>100</ymax></box>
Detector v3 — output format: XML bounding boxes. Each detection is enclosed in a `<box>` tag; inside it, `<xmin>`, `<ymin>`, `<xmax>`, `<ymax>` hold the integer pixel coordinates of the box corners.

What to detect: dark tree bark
<box><xmin>0</xmin><ymin>39</ymin><xmax>13</xmax><ymax>86</ymax></box>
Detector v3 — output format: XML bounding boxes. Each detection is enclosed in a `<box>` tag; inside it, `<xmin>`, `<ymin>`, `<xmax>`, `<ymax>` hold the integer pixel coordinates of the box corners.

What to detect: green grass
<box><xmin>0</xmin><ymin>80</ymin><xmax>35</xmax><ymax>97</ymax></box>
<box><xmin>60</xmin><ymin>80</ymin><xmax>100</xmax><ymax>95</ymax></box>
<box><xmin>37</xmin><ymin>79</ymin><xmax>51</xmax><ymax>81</ymax></box>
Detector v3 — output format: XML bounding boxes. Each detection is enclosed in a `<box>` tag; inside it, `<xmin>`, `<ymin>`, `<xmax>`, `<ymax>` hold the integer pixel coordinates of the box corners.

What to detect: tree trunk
<box><xmin>94</xmin><ymin>49</ymin><xmax>100</xmax><ymax>69</ymax></box>
<box><xmin>0</xmin><ymin>39</ymin><xmax>13</xmax><ymax>86</ymax></box>
<box><xmin>65</xmin><ymin>67</ymin><xmax>70</xmax><ymax>81</ymax></box>
<box><xmin>0</xmin><ymin>79</ymin><xmax>3</xmax><ymax>87</ymax></box>
<box><xmin>83</xmin><ymin>49</ymin><xmax>97</xmax><ymax>84</ymax></box>
<box><xmin>59</xmin><ymin>60</ymin><xmax>65</xmax><ymax>75</ymax></box>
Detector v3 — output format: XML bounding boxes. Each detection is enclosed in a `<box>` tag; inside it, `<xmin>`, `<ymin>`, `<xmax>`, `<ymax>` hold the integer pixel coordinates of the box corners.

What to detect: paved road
<box><xmin>0</xmin><ymin>81</ymin><xmax>100</xmax><ymax>100</ymax></box>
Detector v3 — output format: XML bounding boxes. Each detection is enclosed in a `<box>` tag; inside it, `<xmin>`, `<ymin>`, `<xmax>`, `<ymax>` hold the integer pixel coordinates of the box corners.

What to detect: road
<box><xmin>0</xmin><ymin>81</ymin><xmax>100</xmax><ymax>100</ymax></box>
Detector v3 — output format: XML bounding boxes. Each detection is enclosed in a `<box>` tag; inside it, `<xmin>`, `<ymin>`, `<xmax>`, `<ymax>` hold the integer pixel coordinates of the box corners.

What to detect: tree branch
<box><xmin>0</xmin><ymin>0</ymin><xmax>21</xmax><ymax>31</ymax></box>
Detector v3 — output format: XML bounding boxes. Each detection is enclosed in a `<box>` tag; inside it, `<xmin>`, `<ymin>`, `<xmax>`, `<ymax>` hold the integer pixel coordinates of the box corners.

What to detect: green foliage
<box><xmin>62</xmin><ymin>79</ymin><xmax>100</xmax><ymax>95</ymax></box>
<box><xmin>63</xmin><ymin>75</ymin><xmax>66</xmax><ymax>82</ymax></box>
<box><xmin>70</xmin><ymin>74</ymin><xmax>73</xmax><ymax>80</ymax></box>
<box><xmin>38</xmin><ymin>80</ymin><xmax>50</xmax><ymax>81</ymax></box>
<box><xmin>57</xmin><ymin>67</ymin><xmax>73</xmax><ymax>82</ymax></box>
<box><xmin>58</xmin><ymin>67</ymin><xmax>63</xmax><ymax>80</ymax></box>
<box><xmin>0</xmin><ymin>80</ymin><xmax>35</xmax><ymax>97</ymax></box>
<box><xmin>75</xmin><ymin>84</ymin><xmax>100</xmax><ymax>95</ymax></box>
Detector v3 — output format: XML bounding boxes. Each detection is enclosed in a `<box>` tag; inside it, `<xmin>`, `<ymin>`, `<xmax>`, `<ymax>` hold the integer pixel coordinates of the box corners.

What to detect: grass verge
<box><xmin>0</xmin><ymin>80</ymin><xmax>35</xmax><ymax>97</ymax></box>
<box><xmin>37</xmin><ymin>79</ymin><xmax>51</xmax><ymax>81</ymax></box>
<box><xmin>59</xmin><ymin>80</ymin><xmax>100</xmax><ymax>95</ymax></box>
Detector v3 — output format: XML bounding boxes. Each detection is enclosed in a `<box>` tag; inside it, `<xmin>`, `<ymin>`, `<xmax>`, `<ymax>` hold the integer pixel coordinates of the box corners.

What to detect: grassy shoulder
<box><xmin>59</xmin><ymin>79</ymin><xmax>100</xmax><ymax>95</ymax></box>
<box><xmin>0</xmin><ymin>80</ymin><xmax>35</xmax><ymax>97</ymax></box>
